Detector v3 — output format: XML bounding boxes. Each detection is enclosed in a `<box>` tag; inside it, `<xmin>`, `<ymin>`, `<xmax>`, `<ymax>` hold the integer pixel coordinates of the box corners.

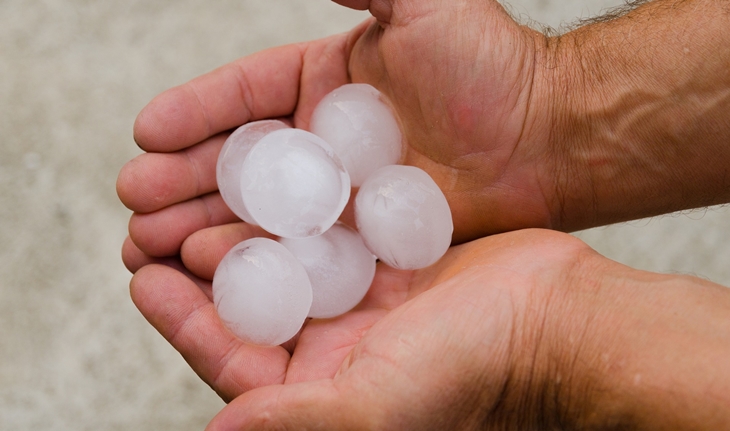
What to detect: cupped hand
<box><xmin>117</xmin><ymin>0</ymin><xmax>560</xmax><ymax>261</ymax></box>
<box><xmin>128</xmin><ymin>227</ymin><xmax>600</xmax><ymax>429</ymax></box>
<box><xmin>343</xmin><ymin>0</ymin><xmax>559</xmax><ymax>241</ymax></box>
<box><xmin>127</xmin><ymin>225</ymin><xmax>730</xmax><ymax>430</ymax></box>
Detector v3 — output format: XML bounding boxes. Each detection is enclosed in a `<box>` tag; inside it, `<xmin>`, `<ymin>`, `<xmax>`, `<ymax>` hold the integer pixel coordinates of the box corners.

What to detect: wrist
<box><xmin>539</xmin><ymin>252</ymin><xmax>730</xmax><ymax>429</ymax></box>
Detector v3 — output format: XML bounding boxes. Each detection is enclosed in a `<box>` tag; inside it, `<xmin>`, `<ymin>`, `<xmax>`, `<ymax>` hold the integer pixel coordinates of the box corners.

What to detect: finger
<box><xmin>134</xmin><ymin>34</ymin><xmax>354</xmax><ymax>153</ymax></box>
<box><xmin>130</xmin><ymin>264</ymin><xmax>290</xmax><ymax>402</ymax></box>
<box><xmin>128</xmin><ymin>192</ymin><xmax>238</xmax><ymax>257</ymax></box>
<box><xmin>290</xmin><ymin>35</ymin><xmax>352</xmax><ymax>131</ymax></box>
<box><xmin>206</xmin><ymin>380</ymin><xmax>373</xmax><ymax>431</ymax></box>
<box><xmin>134</xmin><ymin>45</ymin><xmax>301</xmax><ymax>152</ymax></box>
<box><xmin>122</xmin><ymin>235</ymin><xmax>166</xmax><ymax>273</ymax></box>
<box><xmin>122</xmin><ymin>236</ymin><xmax>213</xmax><ymax>295</ymax></box>
<box><xmin>180</xmin><ymin>222</ymin><xmax>275</xmax><ymax>280</ymax></box>
<box><xmin>117</xmin><ymin>133</ymin><xmax>225</xmax><ymax>213</ymax></box>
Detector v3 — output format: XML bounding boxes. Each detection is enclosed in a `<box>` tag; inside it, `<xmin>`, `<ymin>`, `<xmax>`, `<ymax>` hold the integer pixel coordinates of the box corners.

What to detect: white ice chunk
<box><xmin>279</xmin><ymin>222</ymin><xmax>376</xmax><ymax>319</ymax></box>
<box><xmin>355</xmin><ymin>165</ymin><xmax>453</xmax><ymax>270</ymax></box>
<box><xmin>212</xmin><ymin>238</ymin><xmax>313</xmax><ymax>346</ymax></box>
<box><xmin>216</xmin><ymin>120</ymin><xmax>288</xmax><ymax>224</ymax></box>
<box><xmin>240</xmin><ymin>128</ymin><xmax>351</xmax><ymax>238</ymax></box>
<box><xmin>310</xmin><ymin>84</ymin><xmax>402</xmax><ymax>187</ymax></box>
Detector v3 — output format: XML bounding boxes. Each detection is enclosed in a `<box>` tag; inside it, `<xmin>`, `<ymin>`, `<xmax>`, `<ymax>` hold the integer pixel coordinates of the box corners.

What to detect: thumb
<box><xmin>205</xmin><ymin>380</ymin><xmax>375</xmax><ymax>431</ymax></box>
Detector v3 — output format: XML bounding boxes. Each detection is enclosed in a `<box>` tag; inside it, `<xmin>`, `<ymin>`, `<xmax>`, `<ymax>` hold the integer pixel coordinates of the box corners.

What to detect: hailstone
<box><xmin>240</xmin><ymin>128</ymin><xmax>350</xmax><ymax>238</ymax></box>
<box><xmin>279</xmin><ymin>222</ymin><xmax>376</xmax><ymax>319</ymax></box>
<box><xmin>212</xmin><ymin>237</ymin><xmax>313</xmax><ymax>346</ymax></box>
<box><xmin>355</xmin><ymin>165</ymin><xmax>453</xmax><ymax>270</ymax></box>
<box><xmin>216</xmin><ymin>120</ymin><xmax>288</xmax><ymax>224</ymax></box>
<box><xmin>310</xmin><ymin>84</ymin><xmax>402</xmax><ymax>187</ymax></box>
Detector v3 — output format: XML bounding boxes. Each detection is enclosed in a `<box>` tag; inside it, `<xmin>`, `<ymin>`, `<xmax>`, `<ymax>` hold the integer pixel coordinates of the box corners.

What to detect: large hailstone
<box><xmin>310</xmin><ymin>83</ymin><xmax>403</xmax><ymax>187</ymax></box>
<box><xmin>212</xmin><ymin>238</ymin><xmax>313</xmax><ymax>346</ymax></box>
<box><xmin>355</xmin><ymin>165</ymin><xmax>453</xmax><ymax>270</ymax></box>
<box><xmin>240</xmin><ymin>128</ymin><xmax>351</xmax><ymax>238</ymax></box>
<box><xmin>216</xmin><ymin>120</ymin><xmax>288</xmax><ymax>224</ymax></box>
<box><xmin>279</xmin><ymin>222</ymin><xmax>377</xmax><ymax>319</ymax></box>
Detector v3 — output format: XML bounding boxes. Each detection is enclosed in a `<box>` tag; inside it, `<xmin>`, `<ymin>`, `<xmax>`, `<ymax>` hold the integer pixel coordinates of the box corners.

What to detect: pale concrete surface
<box><xmin>0</xmin><ymin>1</ymin><xmax>727</xmax><ymax>430</ymax></box>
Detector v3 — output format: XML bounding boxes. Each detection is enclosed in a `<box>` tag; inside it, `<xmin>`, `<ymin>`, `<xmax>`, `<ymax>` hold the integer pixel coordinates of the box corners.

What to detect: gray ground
<box><xmin>1</xmin><ymin>1</ymin><xmax>727</xmax><ymax>430</ymax></box>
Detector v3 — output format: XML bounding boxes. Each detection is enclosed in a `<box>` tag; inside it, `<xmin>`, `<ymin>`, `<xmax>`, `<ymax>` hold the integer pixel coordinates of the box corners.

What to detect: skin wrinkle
<box><xmin>233</xmin><ymin>60</ymin><xmax>259</xmax><ymax>126</ymax></box>
<box><xmin>469</xmin><ymin>286</ymin><xmax>519</xmax><ymax>428</ymax></box>
<box><xmin>558</xmin><ymin>254</ymin><xmax>629</xmax><ymax>429</ymax></box>
<box><xmin>559</xmin><ymin>35</ymin><xmax>599</xmax><ymax>229</ymax></box>
<box><xmin>341</xmin><ymin>32</ymin><xmax>356</xmax><ymax>88</ymax></box>
<box><xmin>186</xmin><ymin>80</ymin><xmax>214</xmax><ymax>141</ymax></box>
<box><xmin>163</xmin><ymin>291</ymin><xmax>211</xmax><ymax>351</ymax></box>
<box><xmin>292</xmin><ymin>43</ymin><xmax>312</xmax><ymax>130</ymax></box>
<box><xmin>535</xmin><ymin>39</ymin><xmax>566</xmax><ymax>230</ymax></box>
<box><xmin>483</xmin><ymin>360</ymin><xmax>514</xmax><ymax>427</ymax></box>
<box><xmin>523</xmin><ymin>278</ymin><xmax>555</xmax><ymax>426</ymax></box>
<box><xmin>549</xmin><ymin>40</ymin><xmax>591</xmax><ymax>231</ymax></box>
<box><xmin>266</xmin><ymin>383</ymin><xmax>289</xmax><ymax>430</ymax></box>
<box><xmin>164</xmin><ymin>304</ymin><xmax>252</xmax><ymax>401</ymax></box>
<box><xmin>387</xmin><ymin>0</ymin><xmax>435</xmax><ymax>27</ymax></box>
<box><xmin>201</xmin><ymin>192</ymin><xmax>225</xmax><ymax>228</ymax></box>
<box><xmin>559</xmin><ymin>301</ymin><xmax>595</xmax><ymax>428</ymax></box>
<box><xmin>440</xmin><ymin>267</ymin><xmax>529</xmax><ymax>427</ymax></box>
<box><xmin>209</xmin><ymin>339</ymin><xmax>251</xmax><ymax>402</ymax></box>
<box><xmin>184</xmin><ymin>148</ymin><xmax>204</xmax><ymax>200</ymax></box>
<box><xmin>505</xmin><ymin>240</ymin><xmax>587</xmax><ymax>428</ymax></box>
<box><xmin>500</xmin><ymin>30</ymin><xmax>539</xmax><ymax>198</ymax></box>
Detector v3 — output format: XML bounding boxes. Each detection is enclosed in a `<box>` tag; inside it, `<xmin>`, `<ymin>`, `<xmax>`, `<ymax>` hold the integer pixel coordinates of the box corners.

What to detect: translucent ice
<box><xmin>212</xmin><ymin>238</ymin><xmax>313</xmax><ymax>346</ymax></box>
<box><xmin>355</xmin><ymin>165</ymin><xmax>453</xmax><ymax>270</ymax></box>
<box><xmin>241</xmin><ymin>129</ymin><xmax>351</xmax><ymax>238</ymax></box>
<box><xmin>216</xmin><ymin>120</ymin><xmax>288</xmax><ymax>224</ymax></box>
<box><xmin>310</xmin><ymin>84</ymin><xmax>402</xmax><ymax>187</ymax></box>
<box><xmin>279</xmin><ymin>222</ymin><xmax>376</xmax><ymax>319</ymax></box>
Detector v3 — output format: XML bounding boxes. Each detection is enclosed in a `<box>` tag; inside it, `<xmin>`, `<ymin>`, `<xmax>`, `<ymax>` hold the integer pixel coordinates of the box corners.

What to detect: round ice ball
<box><xmin>310</xmin><ymin>83</ymin><xmax>402</xmax><ymax>187</ymax></box>
<box><xmin>212</xmin><ymin>237</ymin><xmax>313</xmax><ymax>346</ymax></box>
<box><xmin>355</xmin><ymin>165</ymin><xmax>453</xmax><ymax>270</ymax></box>
<box><xmin>216</xmin><ymin>120</ymin><xmax>288</xmax><ymax>224</ymax></box>
<box><xmin>241</xmin><ymin>128</ymin><xmax>351</xmax><ymax>238</ymax></box>
<box><xmin>279</xmin><ymin>222</ymin><xmax>376</xmax><ymax>319</ymax></box>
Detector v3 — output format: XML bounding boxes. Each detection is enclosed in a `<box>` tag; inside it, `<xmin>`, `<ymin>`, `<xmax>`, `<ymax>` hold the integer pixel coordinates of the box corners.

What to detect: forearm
<box><xmin>550</xmin><ymin>261</ymin><xmax>730</xmax><ymax>429</ymax></box>
<box><xmin>543</xmin><ymin>0</ymin><xmax>730</xmax><ymax>230</ymax></box>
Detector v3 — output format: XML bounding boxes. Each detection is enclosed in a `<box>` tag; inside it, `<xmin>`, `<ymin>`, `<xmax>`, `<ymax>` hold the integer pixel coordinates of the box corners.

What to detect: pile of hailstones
<box><xmin>213</xmin><ymin>84</ymin><xmax>453</xmax><ymax>346</ymax></box>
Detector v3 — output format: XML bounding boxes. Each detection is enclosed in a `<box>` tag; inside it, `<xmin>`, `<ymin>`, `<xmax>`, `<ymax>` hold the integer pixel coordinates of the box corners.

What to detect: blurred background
<box><xmin>1</xmin><ymin>0</ymin><xmax>727</xmax><ymax>429</ymax></box>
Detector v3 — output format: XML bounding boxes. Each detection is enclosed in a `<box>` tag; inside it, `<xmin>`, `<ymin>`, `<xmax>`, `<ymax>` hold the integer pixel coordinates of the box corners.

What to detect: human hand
<box><xmin>338</xmin><ymin>0</ymin><xmax>560</xmax><ymax>241</ymax></box>
<box><xmin>117</xmin><ymin>0</ymin><xmax>730</xmax><ymax>261</ymax></box>
<box><xmin>117</xmin><ymin>1</ymin><xmax>563</xmax><ymax>249</ymax></box>
<box><xmin>126</xmin><ymin>227</ymin><xmax>591</xmax><ymax>427</ymax></box>
<box><xmin>128</xmin><ymin>228</ymin><xmax>730</xmax><ymax>430</ymax></box>
<box><xmin>339</xmin><ymin>0</ymin><xmax>730</xmax><ymax>234</ymax></box>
